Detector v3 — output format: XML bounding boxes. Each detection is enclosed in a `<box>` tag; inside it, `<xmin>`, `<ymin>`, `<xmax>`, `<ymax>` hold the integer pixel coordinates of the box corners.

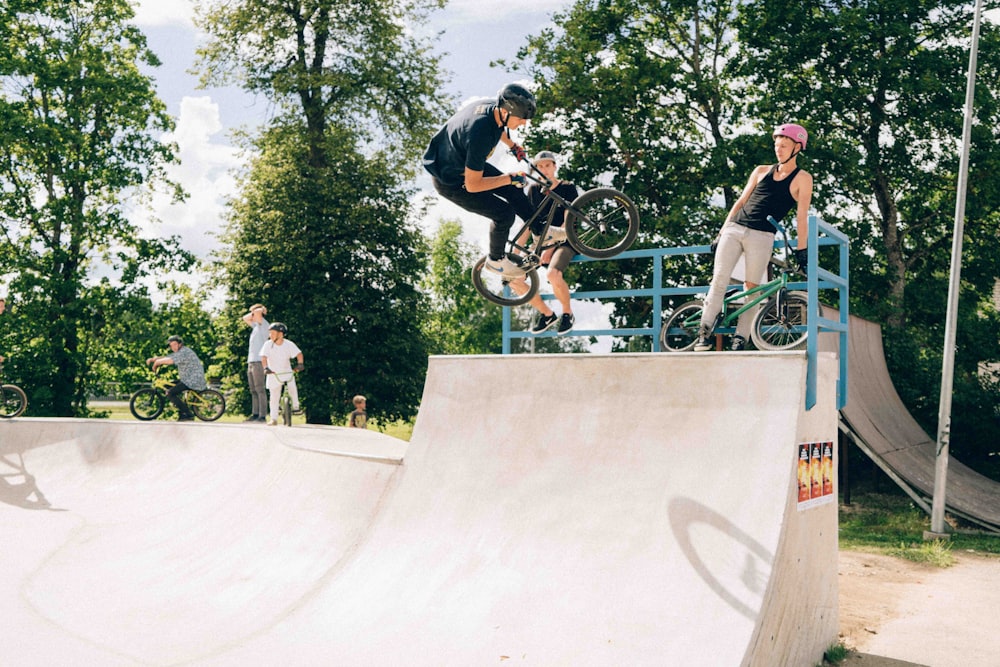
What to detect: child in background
<box><xmin>349</xmin><ymin>395</ymin><xmax>367</xmax><ymax>429</ymax></box>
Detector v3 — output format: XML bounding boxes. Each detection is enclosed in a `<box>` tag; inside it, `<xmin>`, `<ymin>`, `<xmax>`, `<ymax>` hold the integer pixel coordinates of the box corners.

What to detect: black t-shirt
<box><xmin>733</xmin><ymin>164</ymin><xmax>800</xmax><ymax>233</ymax></box>
<box><xmin>527</xmin><ymin>181</ymin><xmax>579</xmax><ymax>236</ymax></box>
<box><xmin>423</xmin><ymin>99</ymin><xmax>503</xmax><ymax>187</ymax></box>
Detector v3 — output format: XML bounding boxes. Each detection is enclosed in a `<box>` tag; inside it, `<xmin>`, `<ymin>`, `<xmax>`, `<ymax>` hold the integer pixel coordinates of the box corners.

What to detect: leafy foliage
<box><xmin>217</xmin><ymin>124</ymin><xmax>429</xmax><ymax>425</ymax></box>
<box><xmin>0</xmin><ymin>0</ymin><xmax>190</xmax><ymax>415</ymax></box>
<box><xmin>197</xmin><ymin>0</ymin><xmax>448</xmax><ymax>425</ymax></box>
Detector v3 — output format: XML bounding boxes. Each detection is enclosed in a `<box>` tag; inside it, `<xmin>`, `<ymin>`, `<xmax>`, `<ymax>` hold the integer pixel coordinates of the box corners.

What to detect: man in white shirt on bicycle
<box><xmin>260</xmin><ymin>322</ymin><xmax>304</xmax><ymax>425</ymax></box>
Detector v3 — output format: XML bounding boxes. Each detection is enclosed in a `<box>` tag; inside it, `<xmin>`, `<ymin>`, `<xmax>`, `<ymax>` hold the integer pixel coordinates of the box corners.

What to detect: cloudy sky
<box><xmin>130</xmin><ymin>0</ymin><xmax>572</xmax><ymax>263</ymax></box>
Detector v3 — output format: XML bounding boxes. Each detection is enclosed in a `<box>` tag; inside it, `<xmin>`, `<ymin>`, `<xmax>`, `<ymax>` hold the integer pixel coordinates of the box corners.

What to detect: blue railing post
<box><xmin>499</xmin><ymin>219</ymin><xmax>849</xmax><ymax>410</ymax></box>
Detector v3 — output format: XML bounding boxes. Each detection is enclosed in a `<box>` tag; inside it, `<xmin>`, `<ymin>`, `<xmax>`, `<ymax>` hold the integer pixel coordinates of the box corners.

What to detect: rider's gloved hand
<box><xmin>510</xmin><ymin>144</ymin><xmax>527</xmax><ymax>162</ymax></box>
<box><xmin>294</xmin><ymin>364</ymin><xmax>305</xmax><ymax>372</ymax></box>
<box><xmin>794</xmin><ymin>248</ymin><xmax>809</xmax><ymax>276</ymax></box>
<box><xmin>509</xmin><ymin>171</ymin><xmax>527</xmax><ymax>187</ymax></box>
<box><xmin>264</xmin><ymin>366</ymin><xmax>273</xmax><ymax>374</ymax></box>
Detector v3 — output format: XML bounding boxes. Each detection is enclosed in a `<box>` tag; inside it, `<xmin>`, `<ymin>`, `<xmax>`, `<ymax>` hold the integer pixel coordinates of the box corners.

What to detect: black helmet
<box><xmin>497</xmin><ymin>83</ymin><xmax>536</xmax><ymax>120</ymax></box>
<box><xmin>167</xmin><ymin>335</ymin><xmax>183</xmax><ymax>345</ymax></box>
<box><xmin>269</xmin><ymin>322</ymin><xmax>288</xmax><ymax>334</ymax></box>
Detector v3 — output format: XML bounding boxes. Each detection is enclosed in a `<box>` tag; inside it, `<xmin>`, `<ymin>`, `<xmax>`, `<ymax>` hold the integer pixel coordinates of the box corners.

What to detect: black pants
<box><xmin>432</xmin><ymin>163</ymin><xmax>535</xmax><ymax>259</ymax></box>
<box><xmin>167</xmin><ymin>381</ymin><xmax>193</xmax><ymax>418</ymax></box>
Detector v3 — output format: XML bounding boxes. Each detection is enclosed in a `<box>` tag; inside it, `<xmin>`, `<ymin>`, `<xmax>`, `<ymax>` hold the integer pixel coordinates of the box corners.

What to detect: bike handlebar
<box><xmin>508</xmin><ymin>148</ymin><xmax>554</xmax><ymax>190</ymax></box>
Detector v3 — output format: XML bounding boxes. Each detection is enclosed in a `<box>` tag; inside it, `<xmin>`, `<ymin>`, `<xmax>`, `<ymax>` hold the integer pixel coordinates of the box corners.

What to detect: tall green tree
<box><xmin>196</xmin><ymin>0</ymin><xmax>448</xmax><ymax>425</ymax></box>
<box><xmin>423</xmin><ymin>219</ymin><xmax>504</xmax><ymax>355</ymax></box>
<box><xmin>512</xmin><ymin>0</ymin><xmax>754</xmax><ymax>340</ymax></box>
<box><xmin>216</xmin><ymin>124</ymin><xmax>430</xmax><ymax>424</ymax></box>
<box><xmin>734</xmin><ymin>0</ymin><xmax>1000</xmax><ymax>330</ymax></box>
<box><xmin>734</xmin><ymin>0</ymin><xmax>1000</xmax><ymax>471</ymax></box>
<box><xmin>0</xmin><ymin>0</ymin><xmax>190</xmax><ymax>415</ymax></box>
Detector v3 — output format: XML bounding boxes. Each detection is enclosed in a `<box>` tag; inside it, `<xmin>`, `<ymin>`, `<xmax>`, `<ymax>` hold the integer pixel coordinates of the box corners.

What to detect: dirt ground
<box><xmin>835</xmin><ymin>549</ymin><xmax>1000</xmax><ymax>667</ymax></box>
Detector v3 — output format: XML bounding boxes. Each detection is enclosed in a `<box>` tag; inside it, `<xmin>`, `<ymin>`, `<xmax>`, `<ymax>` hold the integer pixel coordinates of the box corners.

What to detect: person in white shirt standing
<box><xmin>259</xmin><ymin>322</ymin><xmax>304</xmax><ymax>425</ymax></box>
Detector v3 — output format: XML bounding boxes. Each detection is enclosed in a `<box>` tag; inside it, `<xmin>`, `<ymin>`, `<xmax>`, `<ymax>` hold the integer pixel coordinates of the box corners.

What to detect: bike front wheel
<box><xmin>751</xmin><ymin>290</ymin><xmax>814</xmax><ymax>351</ymax></box>
<box><xmin>471</xmin><ymin>256</ymin><xmax>540</xmax><ymax>307</ymax></box>
<box><xmin>190</xmin><ymin>389</ymin><xmax>226</xmax><ymax>422</ymax></box>
<box><xmin>660</xmin><ymin>301</ymin><xmax>705</xmax><ymax>352</ymax></box>
<box><xmin>280</xmin><ymin>394</ymin><xmax>292</xmax><ymax>426</ymax></box>
<box><xmin>130</xmin><ymin>388</ymin><xmax>164</xmax><ymax>420</ymax></box>
<box><xmin>0</xmin><ymin>384</ymin><xmax>27</xmax><ymax>418</ymax></box>
<box><xmin>565</xmin><ymin>188</ymin><xmax>640</xmax><ymax>259</ymax></box>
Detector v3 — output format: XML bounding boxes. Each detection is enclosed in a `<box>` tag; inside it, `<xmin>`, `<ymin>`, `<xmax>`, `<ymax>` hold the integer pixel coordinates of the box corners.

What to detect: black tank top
<box><xmin>733</xmin><ymin>164</ymin><xmax>800</xmax><ymax>233</ymax></box>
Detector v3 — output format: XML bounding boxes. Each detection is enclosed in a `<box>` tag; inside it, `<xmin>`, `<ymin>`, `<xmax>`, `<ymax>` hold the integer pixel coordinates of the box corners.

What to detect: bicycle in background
<box><xmin>129</xmin><ymin>368</ymin><xmax>226</xmax><ymax>422</ymax></box>
<box><xmin>660</xmin><ymin>216</ymin><xmax>817</xmax><ymax>352</ymax></box>
<box><xmin>267</xmin><ymin>369</ymin><xmax>299</xmax><ymax>426</ymax></box>
<box><xmin>0</xmin><ymin>364</ymin><xmax>27</xmax><ymax>418</ymax></box>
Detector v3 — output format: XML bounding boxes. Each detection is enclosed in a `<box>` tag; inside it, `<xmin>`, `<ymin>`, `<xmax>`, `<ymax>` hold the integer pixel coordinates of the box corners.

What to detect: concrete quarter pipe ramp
<box><xmin>2</xmin><ymin>353</ymin><xmax>839</xmax><ymax>666</ymax></box>
<box><xmin>826</xmin><ymin>315</ymin><xmax>1000</xmax><ymax>532</ymax></box>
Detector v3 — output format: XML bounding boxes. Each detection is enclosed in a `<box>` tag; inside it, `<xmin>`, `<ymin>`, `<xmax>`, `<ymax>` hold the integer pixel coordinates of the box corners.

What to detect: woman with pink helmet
<box><xmin>694</xmin><ymin>123</ymin><xmax>814</xmax><ymax>352</ymax></box>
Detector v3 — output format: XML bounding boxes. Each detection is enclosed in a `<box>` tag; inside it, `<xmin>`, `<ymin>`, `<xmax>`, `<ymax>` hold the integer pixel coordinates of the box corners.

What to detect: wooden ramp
<box><xmin>823</xmin><ymin>314</ymin><xmax>1000</xmax><ymax>532</ymax></box>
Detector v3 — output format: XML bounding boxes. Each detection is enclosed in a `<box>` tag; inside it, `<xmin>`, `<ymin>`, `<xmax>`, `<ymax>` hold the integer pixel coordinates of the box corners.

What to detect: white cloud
<box><xmin>131</xmin><ymin>0</ymin><xmax>196</xmax><ymax>28</ymax></box>
<box><xmin>138</xmin><ymin>96</ymin><xmax>243</xmax><ymax>260</ymax></box>
<box><xmin>442</xmin><ymin>0</ymin><xmax>570</xmax><ymax>23</ymax></box>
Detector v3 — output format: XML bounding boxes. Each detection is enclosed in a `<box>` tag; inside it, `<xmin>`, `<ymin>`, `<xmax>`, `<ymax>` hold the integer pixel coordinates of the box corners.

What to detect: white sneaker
<box><xmin>267</xmin><ymin>418</ymin><xmax>278</xmax><ymax>426</ymax></box>
<box><xmin>484</xmin><ymin>255</ymin><xmax>525</xmax><ymax>277</ymax></box>
<box><xmin>543</xmin><ymin>226</ymin><xmax>567</xmax><ymax>243</ymax></box>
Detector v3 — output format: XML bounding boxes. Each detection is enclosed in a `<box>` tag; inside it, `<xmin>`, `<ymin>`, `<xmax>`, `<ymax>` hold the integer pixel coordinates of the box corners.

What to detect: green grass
<box><xmin>839</xmin><ymin>491</ymin><xmax>1000</xmax><ymax>564</ymax></box>
<box><xmin>86</xmin><ymin>400</ymin><xmax>413</xmax><ymax>439</ymax></box>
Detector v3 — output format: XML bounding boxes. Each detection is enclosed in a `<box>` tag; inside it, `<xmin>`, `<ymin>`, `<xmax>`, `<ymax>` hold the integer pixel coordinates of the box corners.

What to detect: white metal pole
<box><xmin>927</xmin><ymin>0</ymin><xmax>984</xmax><ymax>539</ymax></box>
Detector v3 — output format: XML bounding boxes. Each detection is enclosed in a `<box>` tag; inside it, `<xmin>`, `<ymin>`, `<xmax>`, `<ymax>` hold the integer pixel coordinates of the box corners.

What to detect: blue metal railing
<box><xmin>501</xmin><ymin>214</ymin><xmax>849</xmax><ymax>410</ymax></box>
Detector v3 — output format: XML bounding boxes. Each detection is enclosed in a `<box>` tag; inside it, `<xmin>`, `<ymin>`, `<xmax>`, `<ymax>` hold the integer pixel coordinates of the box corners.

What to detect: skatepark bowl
<box><xmin>2</xmin><ymin>352</ymin><xmax>841</xmax><ymax>666</ymax></box>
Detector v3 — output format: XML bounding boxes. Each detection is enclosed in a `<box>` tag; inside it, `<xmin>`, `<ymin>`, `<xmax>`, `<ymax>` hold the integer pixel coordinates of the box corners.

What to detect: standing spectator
<box><xmin>146</xmin><ymin>335</ymin><xmax>207</xmax><ymax>421</ymax></box>
<box><xmin>522</xmin><ymin>150</ymin><xmax>579</xmax><ymax>335</ymax></box>
<box><xmin>695</xmin><ymin>123</ymin><xmax>813</xmax><ymax>351</ymax></box>
<box><xmin>349</xmin><ymin>395</ymin><xmax>368</xmax><ymax>429</ymax></box>
<box><xmin>241</xmin><ymin>303</ymin><xmax>269</xmax><ymax>422</ymax></box>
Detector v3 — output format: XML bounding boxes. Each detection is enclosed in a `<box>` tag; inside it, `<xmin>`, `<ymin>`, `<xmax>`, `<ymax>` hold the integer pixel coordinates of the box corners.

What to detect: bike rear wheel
<box><xmin>190</xmin><ymin>388</ymin><xmax>226</xmax><ymax>422</ymax></box>
<box><xmin>660</xmin><ymin>301</ymin><xmax>705</xmax><ymax>352</ymax></box>
<box><xmin>471</xmin><ymin>255</ymin><xmax>540</xmax><ymax>306</ymax></box>
<box><xmin>565</xmin><ymin>188</ymin><xmax>639</xmax><ymax>259</ymax></box>
<box><xmin>129</xmin><ymin>388</ymin><xmax>164</xmax><ymax>421</ymax></box>
<box><xmin>280</xmin><ymin>393</ymin><xmax>292</xmax><ymax>426</ymax></box>
<box><xmin>751</xmin><ymin>290</ymin><xmax>813</xmax><ymax>351</ymax></box>
<box><xmin>0</xmin><ymin>384</ymin><xmax>27</xmax><ymax>418</ymax></box>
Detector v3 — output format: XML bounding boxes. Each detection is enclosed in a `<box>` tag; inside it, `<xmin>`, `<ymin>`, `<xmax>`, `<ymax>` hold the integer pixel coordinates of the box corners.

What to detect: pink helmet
<box><xmin>773</xmin><ymin>123</ymin><xmax>808</xmax><ymax>150</ymax></box>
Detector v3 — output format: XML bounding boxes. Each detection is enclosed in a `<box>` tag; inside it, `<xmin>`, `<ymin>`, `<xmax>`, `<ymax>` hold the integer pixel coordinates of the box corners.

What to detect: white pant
<box><xmin>265</xmin><ymin>374</ymin><xmax>299</xmax><ymax>421</ymax></box>
<box><xmin>700</xmin><ymin>221</ymin><xmax>774</xmax><ymax>339</ymax></box>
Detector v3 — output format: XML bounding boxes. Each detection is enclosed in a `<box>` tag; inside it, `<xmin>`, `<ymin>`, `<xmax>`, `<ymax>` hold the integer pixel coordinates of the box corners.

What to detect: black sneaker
<box><xmin>178</xmin><ymin>415</ymin><xmax>195</xmax><ymax>422</ymax></box>
<box><xmin>243</xmin><ymin>415</ymin><xmax>259</xmax><ymax>423</ymax></box>
<box><xmin>531</xmin><ymin>312</ymin><xmax>558</xmax><ymax>334</ymax></box>
<box><xmin>557</xmin><ymin>313</ymin><xmax>575</xmax><ymax>335</ymax></box>
<box><xmin>731</xmin><ymin>335</ymin><xmax>747</xmax><ymax>351</ymax></box>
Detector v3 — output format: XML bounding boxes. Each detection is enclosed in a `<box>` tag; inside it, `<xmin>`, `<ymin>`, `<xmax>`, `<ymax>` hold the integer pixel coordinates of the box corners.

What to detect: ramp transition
<box><xmin>2</xmin><ymin>353</ymin><xmax>839</xmax><ymax>666</ymax></box>
<box><xmin>823</xmin><ymin>314</ymin><xmax>1000</xmax><ymax>532</ymax></box>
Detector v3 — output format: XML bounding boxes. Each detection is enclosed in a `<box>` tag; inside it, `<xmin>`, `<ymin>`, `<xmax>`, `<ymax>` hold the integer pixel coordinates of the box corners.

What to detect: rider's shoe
<box><xmin>531</xmin><ymin>312</ymin><xmax>558</xmax><ymax>334</ymax></box>
<box><xmin>543</xmin><ymin>226</ymin><xmax>567</xmax><ymax>243</ymax></box>
<box><xmin>693</xmin><ymin>331</ymin><xmax>714</xmax><ymax>352</ymax></box>
<box><xmin>484</xmin><ymin>254</ymin><xmax>526</xmax><ymax>277</ymax></box>
<box><xmin>267</xmin><ymin>418</ymin><xmax>278</xmax><ymax>426</ymax></box>
<box><xmin>557</xmin><ymin>312</ymin><xmax>575</xmax><ymax>335</ymax></box>
<box><xmin>731</xmin><ymin>335</ymin><xmax>747</xmax><ymax>351</ymax></box>
<box><xmin>292</xmin><ymin>407</ymin><xmax>303</xmax><ymax>415</ymax></box>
